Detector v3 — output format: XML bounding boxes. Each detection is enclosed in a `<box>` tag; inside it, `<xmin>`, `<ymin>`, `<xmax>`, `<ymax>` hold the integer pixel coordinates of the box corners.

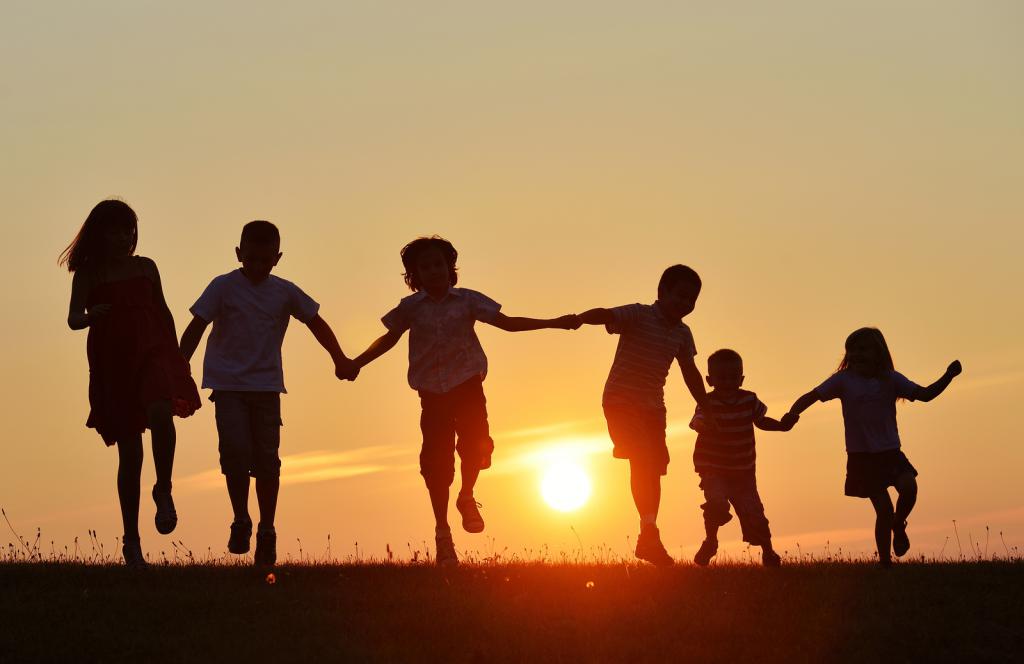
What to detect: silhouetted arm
<box><xmin>486</xmin><ymin>312</ymin><xmax>580</xmax><ymax>332</ymax></box>
<box><xmin>781</xmin><ymin>390</ymin><xmax>820</xmax><ymax>429</ymax></box>
<box><xmin>68</xmin><ymin>270</ymin><xmax>96</xmax><ymax>330</ymax></box>
<box><xmin>677</xmin><ymin>353</ymin><xmax>709</xmax><ymax>409</ymax></box>
<box><xmin>179</xmin><ymin>315</ymin><xmax>210</xmax><ymax>362</ymax></box>
<box><xmin>915</xmin><ymin>361</ymin><xmax>961</xmax><ymax>402</ymax></box>
<box><xmin>755</xmin><ymin>415</ymin><xmax>788</xmax><ymax>432</ymax></box>
<box><xmin>140</xmin><ymin>257</ymin><xmax>178</xmax><ymax>338</ymax></box>
<box><xmin>578</xmin><ymin>308</ymin><xmax>615</xmax><ymax>326</ymax></box>
<box><xmin>306</xmin><ymin>314</ymin><xmax>358</xmax><ymax>380</ymax></box>
<box><xmin>354</xmin><ymin>328</ymin><xmax>404</xmax><ymax>368</ymax></box>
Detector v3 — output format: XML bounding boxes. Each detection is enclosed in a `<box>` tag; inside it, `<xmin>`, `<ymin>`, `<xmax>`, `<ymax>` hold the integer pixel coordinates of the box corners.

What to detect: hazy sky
<box><xmin>3</xmin><ymin>2</ymin><xmax>1022</xmax><ymax>562</ymax></box>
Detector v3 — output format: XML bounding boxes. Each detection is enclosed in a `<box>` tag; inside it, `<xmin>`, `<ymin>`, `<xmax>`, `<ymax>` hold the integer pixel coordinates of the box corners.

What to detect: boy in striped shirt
<box><xmin>690</xmin><ymin>349</ymin><xmax>792</xmax><ymax>566</ymax></box>
<box><xmin>578</xmin><ymin>265</ymin><xmax>709</xmax><ymax>566</ymax></box>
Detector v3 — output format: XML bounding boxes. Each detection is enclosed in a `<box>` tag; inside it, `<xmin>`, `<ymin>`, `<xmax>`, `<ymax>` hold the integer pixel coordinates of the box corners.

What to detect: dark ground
<box><xmin>1</xmin><ymin>561</ymin><xmax>1021</xmax><ymax>663</ymax></box>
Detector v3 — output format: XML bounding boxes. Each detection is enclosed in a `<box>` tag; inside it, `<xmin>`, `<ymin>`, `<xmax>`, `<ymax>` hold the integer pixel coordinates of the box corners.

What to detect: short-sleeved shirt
<box><xmin>690</xmin><ymin>389</ymin><xmax>767</xmax><ymax>473</ymax></box>
<box><xmin>601</xmin><ymin>302</ymin><xmax>697</xmax><ymax>410</ymax></box>
<box><xmin>191</xmin><ymin>270</ymin><xmax>320</xmax><ymax>393</ymax></box>
<box><xmin>382</xmin><ymin>287</ymin><xmax>501</xmax><ymax>395</ymax></box>
<box><xmin>814</xmin><ymin>370</ymin><xmax>921</xmax><ymax>453</ymax></box>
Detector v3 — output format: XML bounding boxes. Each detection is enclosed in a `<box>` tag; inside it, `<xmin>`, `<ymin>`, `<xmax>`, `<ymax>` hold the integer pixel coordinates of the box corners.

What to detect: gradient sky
<box><xmin>3</xmin><ymin>2</ymin><xmax>1022</xmax><ymax>562</ymax></box>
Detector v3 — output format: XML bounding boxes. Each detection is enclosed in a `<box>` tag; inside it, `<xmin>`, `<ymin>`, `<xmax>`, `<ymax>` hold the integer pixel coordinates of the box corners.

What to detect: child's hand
<box><xmin>780</xmin><ymin>412</ymin><xmax>799</xmax><ymax>431</ymax></box>
<box><xmin>335</xmin><ymin>358</ymin><xmax>360</xmax><ymax>381</ymax></box>
<box><xmin>554</xmin><ymin>314</ymin><xmax>582</xmax><ymax>330</ymax></box>
<box><xmin>946</xmin><ymin>360</ymin><xmax>962</xmax><ymax>377</ymax></box>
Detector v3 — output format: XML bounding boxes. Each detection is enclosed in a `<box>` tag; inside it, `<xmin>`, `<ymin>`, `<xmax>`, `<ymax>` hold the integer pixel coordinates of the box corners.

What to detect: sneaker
<box><xmin>435</xmin><ymin>531</ymin><xmax>458</xmax><ymax>567</ymax></box>
<box><xmin>152</xmin><ymin>485</ymin><xmax>178</xmax><ymax>535</ymax></box>
<box><xmin>254</xmin><ymin>530</ymin><xmax>277</xmax><ymax>568</ymax></box>
<box><xmin>635</xmin><ymin>526</ymin><xmax>674</xmax><ymax>567</ymax></box>
<box><xmin>122</xmin><ymin>540</ymin><xmax>148</xmax><ymax>569</ymax></box>
<box><xmin>762</xmin><ymin>548</ymin><xmax>782</xmax><ymax>567</ymax></box>
<box><xmin>228</xmin><ymin>520</ymin><xmax>252</xmax><ymax>555</ymax></box>
<box><xmin>455</xmin><ymin>495</ymin><xmax>485</xmax><ymax>533</ymax></box>
<box><xmin>892</xmin><ymin>519</ymin><xmax>910</xmax><ymax>557</ymax></box>
<box><xmin>694</xmin><ymin>538</ymin><xmax>718</xmax><ymax>566</ymax></box>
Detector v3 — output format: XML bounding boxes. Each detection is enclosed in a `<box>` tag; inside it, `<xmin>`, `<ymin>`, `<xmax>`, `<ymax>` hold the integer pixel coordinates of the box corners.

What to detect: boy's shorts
<box><xmin>603</xmin><ymin>402</ymin><xmax>669</xmax><ymax>476</ymax></box>
<box><xmin>698</xmin><ymin>470</ymin><xmax>771</xmax><ymax>546</ymax></box>
<box><xmin>212</xmin><ymin>391</ymin><xmax>282</xmax><ymax>480</ymax></box>
<box><xmin>418</xmin><ymin>376</ymin><xmax>494</xmax><ymax>488</ymax></box>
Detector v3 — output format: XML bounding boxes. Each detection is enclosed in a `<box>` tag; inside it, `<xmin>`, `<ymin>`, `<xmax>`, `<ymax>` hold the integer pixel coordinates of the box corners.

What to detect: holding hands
<box><xmin>779</xmin><ymin>412</ymin><xmax>800</xmax><ymax>432</ymax></box>
<box><xmin>335</xmin><ymin>357</ymin><xmax>360</xmax><ymax>382</ymax></box>
<box><xmin>554</xmin><ymin>314</ymin><xmax>582</xmax><ymax>330</ymax></box>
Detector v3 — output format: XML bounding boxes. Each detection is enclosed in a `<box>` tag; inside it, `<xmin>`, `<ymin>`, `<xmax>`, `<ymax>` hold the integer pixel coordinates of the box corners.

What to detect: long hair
<box><xmin>58</xmin><ymin>200</ymin><xmax>138</xmax><ymax>272</ymax></box>
<box><xmin>400</xmin><ymin>236</ymin><xmax>458</xmax><ymax>292</ymax></box>
<box><xmin>836</xmin><ymin>327</ymin><xmax>895</xmax><ymax>376</ymax></box>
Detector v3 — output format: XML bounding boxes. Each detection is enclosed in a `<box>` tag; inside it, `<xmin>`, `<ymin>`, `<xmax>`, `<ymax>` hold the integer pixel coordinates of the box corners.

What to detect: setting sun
<box><xmin>540</xmin><ymin>461</ymin><xmax>592</xmax><ymax>512</ymax></box>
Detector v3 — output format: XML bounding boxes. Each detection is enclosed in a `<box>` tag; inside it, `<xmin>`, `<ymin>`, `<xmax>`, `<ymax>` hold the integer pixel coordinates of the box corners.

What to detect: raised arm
<box><xmin>486</xmin><ymin>312</ymin><xmax>580</xmax><ymax>332</ymax></box>
<box><xmin>915</xmin><ymin>360</ymin><xmax>962</xmax><ymax>402</ymax></box>
<box><xmin>354</xmin><ymin>328</ymin><xmax>405</xmax><ymax>369</ymax></box>
<box><xmin>577</xmin><ymin>308</ymin><xmax>615</xmax><ymax>326</ymax></box>
<box><xmin>179</xmin><ymin>315</ymin><xmax>210</xmax><ymax>362</ymax></box>
<box><xmin>306</xmin><ymin>314</ymin><xmax>358</xmax><ymax>380</ymax></box>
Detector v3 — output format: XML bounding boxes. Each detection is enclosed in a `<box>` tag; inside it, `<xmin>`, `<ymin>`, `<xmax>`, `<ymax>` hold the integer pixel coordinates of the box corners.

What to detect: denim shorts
<box><xmin>212</xmin><ymin>391</ymin><xmax>282</xmax><ymax>479</ymax></box>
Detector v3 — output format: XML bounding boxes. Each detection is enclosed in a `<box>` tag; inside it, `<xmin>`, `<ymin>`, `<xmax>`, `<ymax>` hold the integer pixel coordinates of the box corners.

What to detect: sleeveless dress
<box><xmin>86</xmin><ymin>275</ymin><xmax>201</xmax><ymax>445</ymax></box>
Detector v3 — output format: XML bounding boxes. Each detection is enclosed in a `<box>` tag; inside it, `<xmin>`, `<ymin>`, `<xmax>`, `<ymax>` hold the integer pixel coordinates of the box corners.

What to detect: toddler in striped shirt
<box><xmin>690</xmin><ymin>349</ymin><xmax>793</xmax><ymax>566</ymax></box>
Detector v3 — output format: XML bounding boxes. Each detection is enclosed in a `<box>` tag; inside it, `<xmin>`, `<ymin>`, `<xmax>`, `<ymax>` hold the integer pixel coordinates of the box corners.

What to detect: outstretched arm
<box><xmin>486</xmin><ymin>312</ymin><xmax>580</xmax><ymax>332</ymax></box>
<box><xmin>755</xmin><ymin>415</ymin><xmax>789</xmax><ymax>432</ymax></box>
<box><xmin>577</xmin><ymin>308</ymin><xmax>615</xmax><ymax>326</ymax></box>
<box><xmin>915</xmin><ymin>360</ymin><xmax>962</xmax><ymax>402</ymax></box>
<box><xmin>354</xmin><ymin>328</ymin><xmax>405</xmax><ymax>369</ymax></box>
<box><xmin>781</xmin><ymin>390</ymin><xmax>821</xmax><ymax>429</ymax></box>
<box><xmin>306</xmin><ymin>314</ymin><xmax>358</xmax><ymax>380</ymax></box>
<box><xmin>179</xmin><ymin>315</ymin><xmax>210</xmax><ymax>362</ymax></box>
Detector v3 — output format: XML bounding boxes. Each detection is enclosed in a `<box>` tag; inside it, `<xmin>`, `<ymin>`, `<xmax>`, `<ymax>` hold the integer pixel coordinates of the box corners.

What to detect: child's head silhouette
<box><xmin>838</xmin><ymin>327</ymin><xmax>894</xmax><ymax>377</ymax></box>
<box><xmin>401</xmin><ymin>236</ymin><xmax>458</xmax><ymax>293</ymax></box>
<box><xmin>59</xmin><ymin>199</ymin><xmax>138</xmax><ymax>272</ymax></box>
<box><xmin>657</xmin><ymin>264</ymin><xmax>701</xmax><ymax>320</ymax></box>
<box><xmin>236</xmin><ymin>220</ymin><xmax>282</xmax><ymax>282</ymax></box>
<box><xmin>707</xmin><ymin>348</ymin><xmax>744</xmax><ymax>394</ymax></box>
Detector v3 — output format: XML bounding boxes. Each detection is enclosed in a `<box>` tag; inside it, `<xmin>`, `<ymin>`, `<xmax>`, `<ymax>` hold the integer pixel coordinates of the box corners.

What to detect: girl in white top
<box><xmin>783</xmin><ymin>327</ymin><xmax>961</xmax><ymax>566</ymax></box>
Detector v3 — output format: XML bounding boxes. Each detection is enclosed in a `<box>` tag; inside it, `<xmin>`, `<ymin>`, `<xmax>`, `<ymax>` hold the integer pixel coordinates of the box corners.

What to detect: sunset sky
<box><xmin>3</xmin><ymin>2</ymin><xmax>1022</xmax><ymax>562</ymax></box>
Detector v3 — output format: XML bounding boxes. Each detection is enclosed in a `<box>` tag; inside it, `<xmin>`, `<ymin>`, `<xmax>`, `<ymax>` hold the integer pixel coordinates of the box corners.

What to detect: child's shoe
<box><xmin>435</xmin><ymin>530</ymin><xmax>458</xmax><ymax>567</ymax></box>
<box><xmin>228</xmin><ymin>519</ymin><xmax>252</xmax><ymax>555</ymax></box>
<box><xmin>762</xmin><ymin>548</ymin><xmax>782</xmax><ymax>567</ymax></box>
<box><xmin>122</xmin><ymin>540</ymin><xmax>148</xmax><ymax>569</ymax></box>
<box><xmin>694</xmin><ymin>538</ymin><xmax>718</xmax><ymax>566</ymax></box>
<box><xmin>152</xmin><ymin>485</ymin><xmax>178</xmax><ymax>535</ymax></box>
<box><xmin>892</xmin><ymin>519</ymin><xmax>910</xmax><ymax>557</ymax></box>
<box><xmin>455</xmin><ymin>495</ymin><xmax>485</xmax><ymax>533</ymax></box>
<box><xmin>635</xmin><ymin>526</ymin><xmax>674</xmax><ymax>567</ymax></box>
<box><xmin>254</xmin><ymin>528</ymin><xmax>277</xmax><ymax>568</ymax></box>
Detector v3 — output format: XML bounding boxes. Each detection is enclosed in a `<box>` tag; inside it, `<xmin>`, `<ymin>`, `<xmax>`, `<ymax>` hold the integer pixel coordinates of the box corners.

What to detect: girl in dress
<box><xmin>61</xmin><ymin>199</ymin><xmax>201</xmax><ymax>567</ymax></box>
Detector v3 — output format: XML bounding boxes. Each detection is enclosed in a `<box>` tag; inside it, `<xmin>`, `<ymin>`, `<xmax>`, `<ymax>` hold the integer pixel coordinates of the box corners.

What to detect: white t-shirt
<box><xmin>191</xmin><ymin>270</ymin><xmax>320</xmax><ymax>392</ymax></box>
<box><xmin>814</xmin><ymin>370</ymin><xmax>921</xmax><ymax>453</ymax></box>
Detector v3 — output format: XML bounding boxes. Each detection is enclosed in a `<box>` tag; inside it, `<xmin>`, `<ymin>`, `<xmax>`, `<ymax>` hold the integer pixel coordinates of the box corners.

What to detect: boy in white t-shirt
<box><xmin>180</xmin><ymin>220</ymin><xmax>357</xmax><ymax>567</ymax></box>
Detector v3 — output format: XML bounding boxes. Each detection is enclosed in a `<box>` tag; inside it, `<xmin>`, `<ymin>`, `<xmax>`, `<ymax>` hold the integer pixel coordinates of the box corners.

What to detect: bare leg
<box><xmin>146</xmin><ymin>400</ymin><xmax>175</xmax><ymax>492</ymax></box>
<box><xmin>893</xmin><ymin>473</ymin><xmax>918</xmax><ymax>525</ymax></box>
<box><xmin>629</xmin><ymin>461</ymin><xmax>661</xmax><ymax>530</ymax></box>
<box><xmin>869</xmin><ymin>491</ymin><xmax>895</xmax><ymax>564</ymax></box>
<box><xmin>225</xmin><ymin>474</ymin><xmax>251</xmax><ymax>524</ymax></box>
<box><xmin>458</xmin><ymin>464</ymin><xmax>480</xmax><ymax>499</ymax></box>
<box><xmin>255</xmin><ymin>477</ymin><xmax>279</xmax><ymax>531</ymax></box>
<box><xmin>116</xmin><ymin>435</ymin><xmax>144</xmax><ymax>542</ymax></box>
<box><xmin>427</xmin><ymin>482</ymin><xmax>450</xmax><ymax>530</ymax></box>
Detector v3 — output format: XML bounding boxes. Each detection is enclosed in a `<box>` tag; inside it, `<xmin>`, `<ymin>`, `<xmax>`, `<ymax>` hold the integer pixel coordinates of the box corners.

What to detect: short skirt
<box><xmin>845</xmin><ymin>449</ymin><xmax>917</xmax><ymax>498</ymax></box>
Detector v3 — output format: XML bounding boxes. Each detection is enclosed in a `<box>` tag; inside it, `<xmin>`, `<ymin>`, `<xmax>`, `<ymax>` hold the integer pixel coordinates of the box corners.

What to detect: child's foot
<box><xmin>892</xmin><ymin>519</ymin><xmax>910</xmax><ymax>557</ymax></box>
<box><xmin>122</xmin><ymin>540</ymin><xmax>148</xmax><ymax>569</ymax></box>
<box><xmin>762</xmin><ymin>548</ymin><xmax>782</xmax><ymax>567</ymax></box>
<box><xmin>228</xmin><ymin>519</ymin><xmax>252</xmax><ymax>555</ymax></box>
<box><xmin>694</xmin><ymin>538</ymin><xmax>718</xmax><ymax>566</ymax></box>
<box><xmin>879</xmin><ymin>557</ymin><xmax>893</xmax><ymax>568</ymax></box>
<box><xmin>435</xmin><ymin>530</ymin><xmax>458</xmax><ymax>567</ymax></box>
<box><xmin>152</xmin><ymin>485</ymin><xmax>178</xmax><ymax>535</ymax></box>
<box><xmin>635</xmin><ymin>526</ymin><xmax>674</xmax><ymax>567</ymax></box>
<box><xmin>455</xmin><ymin>494</ymin><xmax>485</xmax><ymax>533</ymax></box>
<box><xmin>254</xmin><ymin>528</ymin><xmax>277</xmax><ymax>568</ymax></box>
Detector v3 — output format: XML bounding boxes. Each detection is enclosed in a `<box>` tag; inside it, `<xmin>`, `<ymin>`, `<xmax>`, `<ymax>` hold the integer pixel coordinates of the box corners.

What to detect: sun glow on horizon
<box><xmin>540</xmin><ymin>461</ymin><xmax>592</xmax><ymax>512</ymax></box>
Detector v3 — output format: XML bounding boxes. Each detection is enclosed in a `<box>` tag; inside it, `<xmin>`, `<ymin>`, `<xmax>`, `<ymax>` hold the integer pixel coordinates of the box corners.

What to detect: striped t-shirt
<box><xmin>601</xmin><ymin>303</ymin><xmax>697</xmax><ymax>410</ymax></box>
<box><xmin>691</xmin><ymin>390</ymin><xmax>767</xmax><ymax>473</ymax></box>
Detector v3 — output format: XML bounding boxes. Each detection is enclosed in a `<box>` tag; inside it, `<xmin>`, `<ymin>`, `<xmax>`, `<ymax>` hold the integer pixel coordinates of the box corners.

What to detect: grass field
<box><xmin>1</xmin><ymin>560</ymin><xmax>1022</xmax><ymax>662</ymax></box>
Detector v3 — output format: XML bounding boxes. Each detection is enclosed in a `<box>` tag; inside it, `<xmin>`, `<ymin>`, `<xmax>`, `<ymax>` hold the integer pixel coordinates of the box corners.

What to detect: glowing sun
<box><xmin>540</xmin><ymin>461</ymin><xmax>592</xmax><ymax>512</ymax></box>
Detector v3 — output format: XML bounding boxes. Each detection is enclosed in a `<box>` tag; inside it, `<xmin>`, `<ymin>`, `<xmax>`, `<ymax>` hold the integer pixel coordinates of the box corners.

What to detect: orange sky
<box><xmin>3</xmin><ymin>2</ymin><xmax>1023</xmax><ymax>562</ymax></box>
